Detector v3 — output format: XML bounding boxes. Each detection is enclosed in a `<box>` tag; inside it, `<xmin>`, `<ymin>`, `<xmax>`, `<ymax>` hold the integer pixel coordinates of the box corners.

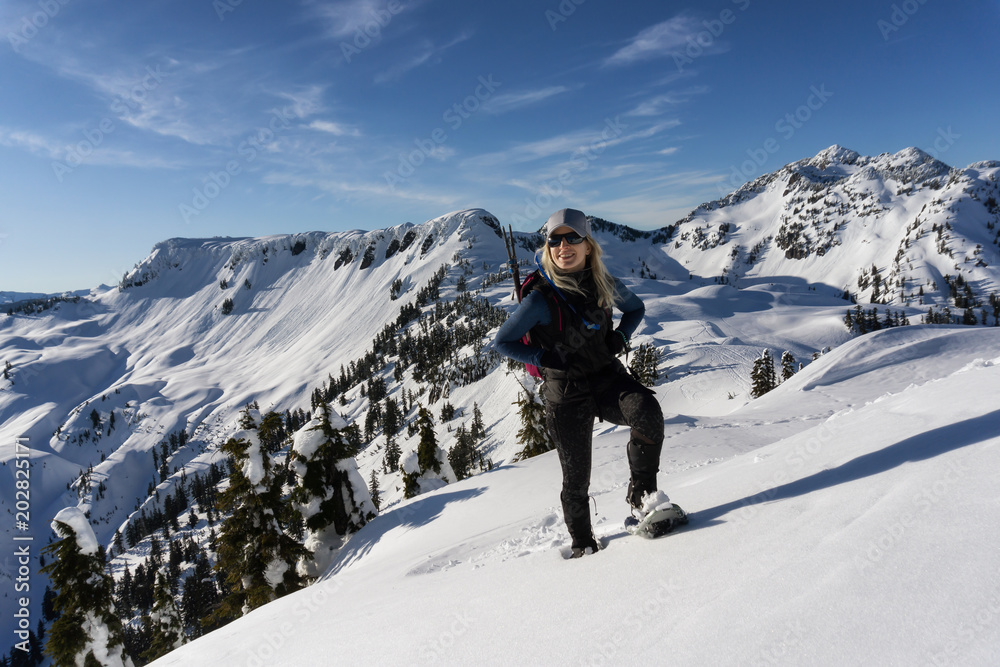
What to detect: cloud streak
<box><xmin>373</xmin><ymin>29</ymin><xmax>473</xmax><ymax>83</ymax></box>
<box><xmin>313</xmin><ymin>0</ymin><xmax>411</xmax><ymax>39</ymax></box>
<box><xmin>605</xmin><ymin>14</ymin><xmax>724</xmax><ymax>67</ymax></box>
<box><xmin>481</xmin><ymin>86</ymin><xmax>571</xmax><ymax>115</ymax></box>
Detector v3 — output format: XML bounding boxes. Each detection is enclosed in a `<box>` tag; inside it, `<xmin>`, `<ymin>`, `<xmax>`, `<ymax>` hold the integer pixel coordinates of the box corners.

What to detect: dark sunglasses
<box><xmin>547</xmin><ymin>232</ymin><xmax>586</xmax><ymax>247</ymax></box>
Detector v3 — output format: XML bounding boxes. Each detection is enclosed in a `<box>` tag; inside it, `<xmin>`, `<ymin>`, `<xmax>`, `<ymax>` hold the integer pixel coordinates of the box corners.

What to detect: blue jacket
<box><xmin>494</xmin><ymin>269</ymin><xmax>645</xmax><ymax>373</ymax></box>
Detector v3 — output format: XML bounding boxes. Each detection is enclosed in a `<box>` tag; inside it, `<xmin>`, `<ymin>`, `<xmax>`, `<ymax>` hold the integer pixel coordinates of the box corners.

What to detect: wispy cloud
<box><xmin>262</xmin><ymin>170</ymin><xmax>459</xmax><ymax>206</ymax></box>
<box><xmin>0</xmin><ymin>126</ymin><xmax>62</xmax><ymax>159</ymax></box>
<box><xmin>481</xmin><ymin>86</ymin><xmax>571</xmax><ymax>115</ymax></box>
<box><xmin>605</xmin><ymin>14</ymin><xmax>724</xmax><ymax>67</ymax></box>
<box><xmin>308</xmin><ymin>120</ymin><xmax>360</xmax><ymax>137</ymax></box>
<box><xmin>274</xmin><ymin>85</ymin><xmax>326</xmax><ymax>119</ymax></box>
<box><xmin>467</xmin><ymin>117</ymin><xmax>677</xmax><ymax>170</ymax></box>
<box><xmin>312</xmin><ymin>0</ymin><xmax>413</xmax><ymax>39</ymax></box>
<box><xmin>0</xmin><ymin>125</ymin><xmax>182</xmax><ymax>170</ymax></box>
<box><xmin>626</xmin><ymin>87</ymin><xmax>708</xmax><ymax>116</ymax></box>
<box><xmin>373</xmin><ymin>30</ymin><xmax>473</xmax><ymax>83</ymax></box>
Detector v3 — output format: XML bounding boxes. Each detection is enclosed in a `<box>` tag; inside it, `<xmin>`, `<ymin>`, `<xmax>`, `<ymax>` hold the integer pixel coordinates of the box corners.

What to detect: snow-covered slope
<box><xmin>149</xmin><ymin>325</ymin><xmax>1000</xmax><ymax>666</ymax></box>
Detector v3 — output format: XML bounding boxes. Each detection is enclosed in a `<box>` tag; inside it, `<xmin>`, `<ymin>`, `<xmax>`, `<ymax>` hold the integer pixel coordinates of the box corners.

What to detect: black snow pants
<box><xmin>543</xmin><ymin>365</ymin><xmax>664</xmax><ymax>549</ymax></box>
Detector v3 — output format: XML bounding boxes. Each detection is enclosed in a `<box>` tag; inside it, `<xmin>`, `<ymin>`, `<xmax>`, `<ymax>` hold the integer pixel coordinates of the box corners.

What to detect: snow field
<box><xmin>151</xmin><ymin>326</ymin><xmax>1000</xmax><ymax>665</ymax></box>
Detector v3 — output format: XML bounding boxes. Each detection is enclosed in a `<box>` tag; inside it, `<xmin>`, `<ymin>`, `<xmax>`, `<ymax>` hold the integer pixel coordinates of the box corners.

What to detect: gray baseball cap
<box><xmin>545</xmin><ymin>208</ymin><xmax>591</xmax><ymax>239</ymax></box>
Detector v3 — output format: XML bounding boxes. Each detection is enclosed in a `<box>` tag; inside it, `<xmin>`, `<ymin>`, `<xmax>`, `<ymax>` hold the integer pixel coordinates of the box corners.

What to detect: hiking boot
<box><xmin>568</xmin><ymin>533</ymin><xmax>601</xmax><ymax>559</ymax></box>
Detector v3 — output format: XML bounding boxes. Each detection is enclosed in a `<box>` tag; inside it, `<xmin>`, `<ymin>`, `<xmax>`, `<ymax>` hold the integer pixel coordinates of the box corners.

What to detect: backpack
<box><xmin>517</xmin><ymin>270</ymin><xmax>562</xmax><ymax>378</ymax></box>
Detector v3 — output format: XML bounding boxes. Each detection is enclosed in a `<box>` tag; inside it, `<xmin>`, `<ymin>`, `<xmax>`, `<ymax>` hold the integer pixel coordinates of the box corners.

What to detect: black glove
<box><xmin>540</xmin><ymin>349</ymin><xmax>574</xmax><ymax>371</ymax></box>
<box><xmin>609</xmin><ymin>330</ymin><xmax>629</xmax><ymax>356</ymax></box>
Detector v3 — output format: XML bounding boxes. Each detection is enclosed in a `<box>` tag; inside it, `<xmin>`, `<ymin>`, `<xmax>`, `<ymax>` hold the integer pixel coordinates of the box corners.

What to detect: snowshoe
<box><xmin>625</xmin><ymin>502</ymin><xmax>688</xmax><ymax>539</ymax></box>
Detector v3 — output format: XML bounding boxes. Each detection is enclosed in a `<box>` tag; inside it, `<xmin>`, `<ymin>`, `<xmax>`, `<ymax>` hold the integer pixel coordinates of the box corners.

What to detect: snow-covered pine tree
<box><xmin>416</xmin><ymin>406</ymin><xmax>441</xmax><ymax>475</ymax></box>
<box><xmin>141</xmin><ymin>572</ymin><xmax>186</xmax><ymax>663</ymax></box>
<box><xmin>512</xmin><ymin>385</ymin><xmax>554</xmax><ymax>462</ymax></box>
<box><xmin>288</xmin><ymin>403</ymin><xmax>376</xmax><ymax>578</ymax></box>
<box><xmin>41</xmin><ymin>507</ymin><xmax>134</xmax><ymax>667</ymax></box>
<box><xmin>750</xmin><ymin>349</ymin><xmax>777</xmax><ymax>398</ymax></box>
<box><xmin>212</xmin><ymin>407</ymin><xmax>306</xmax><ymax>622</ymax></box>
<box><xmin>780</xmin><ymin>351</ymin><xmax>797</xmax><ymax>382</ymax></box>
<box><xmin>401</xmin><ymin>406</ymin><xmax>452</xmax><ymax>499</ymax></box>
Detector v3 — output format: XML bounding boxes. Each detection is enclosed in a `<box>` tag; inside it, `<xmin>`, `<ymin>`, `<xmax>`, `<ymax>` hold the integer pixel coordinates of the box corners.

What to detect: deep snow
<box><xmin>150</xmin><ymin>325</ymin><xmax>1000</xmax><ymax>666</ymax></box>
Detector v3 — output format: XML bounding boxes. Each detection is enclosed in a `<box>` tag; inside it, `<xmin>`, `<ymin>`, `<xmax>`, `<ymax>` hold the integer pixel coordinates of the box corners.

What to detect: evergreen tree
<box><xmin>402</xmin><ymin>407</ymin><xmax>449</xmax><ymax>499</ymax></box>
<box><xmin>382</xmin><ymin>397</ymin><xmax>402</xmax><ymax>437</ymax></box>
<box><xmin>750</xmin><ymin>349</ymin><xmax>777</xmax><ymax>399</ymax></box>
<box><xmin>257</xmin><ymin>411</ymin><xmax>287</xmax><ymax>454</ymax></box>
<box><xmin>288</xmin><ymin>403</ymin><xmax>375</xmax><ymax>578</ymax></box>
<box><xmin>470</xmin><ymin>403</ymin><xmax>486</xmax><ymax>441</ymax></box>
<box><xmin>141</xmin><ymin>573</ymin><xmax>186</xmax><ymax>663</ymax></box>
<box><xmin>628</xmin><ymin>343</ymin><xmax>661</xmax><ymax>387</ymax></box>
<box><xmin>512</xmin><ymin>386</ymin><xmax>555</xmax><ymax>462</ymax></box>
<box><xmin>369</xmin><ymin>469</ymin><xmax>381</xmax><ymax>513</ymax></box>
<box><xmin>416</xmin><ymin>406</ymin><xmax>442</xmax><ymax>475</ymax></box>
<box><xmin>383</xmin><ymin>436</ymin><xmax>401</xmax><ymax>473</ymax></box>
<box><xmin>211</xmin><ymin>408</ymin><xmax>306</xmax><ymax>624</ymax></box>
<box><xmin>180</xmin><ymin>553</ymin><xmax>219</xmax><ymax>638</ymax></box>
<box><xmin>41</xmin><ymin>508</ymin><xmax>133</xmax><ymax>667</ymax></box>
<box><xmin>447</xmin><ymin>424</ymin><xmax>477</xmax><ymax>481</ymax></box>
<box><xmin>780</xmin><ymin>351</ymin><xmax>797</xmax><ymax>382</ymax></box>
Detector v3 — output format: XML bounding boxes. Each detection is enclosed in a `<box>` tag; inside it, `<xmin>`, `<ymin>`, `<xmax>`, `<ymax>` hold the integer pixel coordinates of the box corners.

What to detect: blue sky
<box><xmin>1</xmin><ymin>0</ymin><xmax>998</xmax><ymax>293</ymax></box>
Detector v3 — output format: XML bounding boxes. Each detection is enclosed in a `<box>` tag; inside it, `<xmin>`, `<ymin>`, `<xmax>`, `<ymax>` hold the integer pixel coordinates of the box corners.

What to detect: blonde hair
<box><xmin>539</xmin><ymin>235</ymin><xmax>617</xmax><ymax>309</ymax></box>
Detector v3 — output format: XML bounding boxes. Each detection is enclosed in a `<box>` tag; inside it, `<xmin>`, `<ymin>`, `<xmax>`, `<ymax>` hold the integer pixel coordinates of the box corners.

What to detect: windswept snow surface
<box><xmin>152</xmin><ymin>326</ymin><xmax>1000</xmax><ymax>666</ymax></box>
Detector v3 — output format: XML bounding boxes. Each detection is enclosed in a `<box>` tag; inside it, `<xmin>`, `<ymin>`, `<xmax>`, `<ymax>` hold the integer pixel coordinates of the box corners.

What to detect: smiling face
<box><xmin>547</xmin><ymin>225</ymin><xmax>591</xmax><ymax>273</ymax></box>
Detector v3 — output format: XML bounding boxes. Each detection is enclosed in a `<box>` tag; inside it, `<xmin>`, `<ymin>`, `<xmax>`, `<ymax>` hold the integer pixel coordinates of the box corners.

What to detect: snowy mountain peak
<box><xmin>868</xmin><ymin>146</ymin><xmax>952</xmax><ymax>184</ymax></box>
<box><xmin>668</xmin><ymin>146</ymin><xmax>1000</xmax><ymax>305</ymax></box>
<box><xmin>808</xmin><ymin>144</ymin><xmax>862</xmax><ymax>169</ymax></box>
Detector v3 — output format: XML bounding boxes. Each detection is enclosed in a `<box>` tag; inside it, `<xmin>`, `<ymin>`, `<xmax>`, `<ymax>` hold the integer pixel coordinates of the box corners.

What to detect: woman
<box><xmin>494</xmin><ymin>208</ymin><xmax>683</xmax><ymax>558</ymax></box>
